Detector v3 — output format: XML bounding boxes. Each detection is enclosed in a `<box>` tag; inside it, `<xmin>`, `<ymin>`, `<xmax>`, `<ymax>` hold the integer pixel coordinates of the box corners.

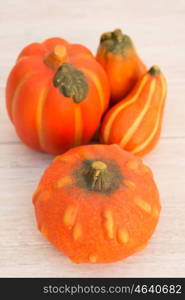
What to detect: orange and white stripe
<box><xmin>36</xmin><ymin>87</ymin><xmax>48</xmax><ymax>151</ymax></box>
<box><xmin>132</xmin><ymin>76</ymin><xmax>166</xmax><ymax>155</ymax></box>
<box><xmin>103</xmin><ymin>75</ymin><xmax>148</xmax><ymax>143</ymax></box>
<box><xmin>16</xmin><ymin>56</ymin><xmax>29</xmax><ymax>63</ymax></box>
<box><xmin>9</xmin><ymin>70</ymin><xmax>49</xmax><ymax>152</ymax></box>
<box><xmin>74</xmin><ymin>105</ymin><xmax>83</xmax><ymax>146</ymax></box>
<box><xmin>72</xmin><ymin>67</ymin><xmax>105</xmax><ymax>146</ymax></box>
<box><xmin>10</xmin><ymin>72</ymin><xmax>34</xmax><ymax>121</ymax></box>
<box><xmin>119</xmin><ymin>79</ymin><xmax>156</xmax><ymax>148</ymax></box>
<box><xmin>81</xmin><ymin>68</ymin><xmax>105</xmax><ymax>113</ymax></box>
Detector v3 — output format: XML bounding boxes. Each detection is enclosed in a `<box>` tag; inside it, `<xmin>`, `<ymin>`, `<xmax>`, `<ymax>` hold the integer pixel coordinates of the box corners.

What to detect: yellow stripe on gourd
<box><xmin>103</xmin><ymin>210</ymin><xmax>114</xmax><ymax>240</ymax></box>
<box><xmin>72</xmin><ymin>223</ymin><xmax>82</xmax><ymax>241</ymax></box>
<box><xmin>132</xmin><ymin>76</ymin><xmax>166</xmax><ymax>155</ymax></box>
<box><xmin>134</xmin><ymin>196</ymin><xmax>152</xmax><ymax>214</ymax></box>
<box><xmin>81</xmin><ymin>68</ymin><xmax>104</xmax><ymax>112</ymax></box>
<box><xmin>74</xmin><ymin>105</ymin><xmax>83</xmax><ymax>146</ymax></box>
<box><xmin>63</xmin><ymin>205</ymin><xmax>78</xmax><ymax>227</ymax></box>
<box><xmin>36</xmin><ymin>87</ymin><xmax>48</xmax><ymax>151</ymax></box>
<box><xmin>117</xmin><ymin>228</ymin><xmax>129</xmax><ymax>244</ymax></box>
<box><xmin>16</xmin><ymin>56</ymin><xmax>29</xmax><ymax>63</ymax></box>
<box><xmin>11</xmin><ymin>72</ymin><xmax>34</xmax><ymax>121</ymax></box>
<box><xmin>89</xmin><ymin>255</ymin><xmax>97</xmax><ymax>263</ymax></box>
<box><xmin>119</xmin><ymin>80</ymin><xmax>156</xmax><ymax>148</ymax></box>
<box><xmin>54</xmin><ymin>176</ymin><xmax>72</xmax><ymax>189</ymax></box>
<box><xmin>103</xmin><ymin>76</ymin><xmax>148</xmax><ymax>143</ymax></box>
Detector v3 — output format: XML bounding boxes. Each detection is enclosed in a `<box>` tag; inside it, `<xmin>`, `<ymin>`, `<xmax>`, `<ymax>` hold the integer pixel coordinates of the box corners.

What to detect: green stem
<box><xmin>148</xmin><ymin>65</ymin><xmax>161</xmax><ymax>76</ymax></box>
<box><xmin>99</xmin><ymin>28</ymin><xmax>132</xmax><ymax>54</ymax></box>
<box><xmin>53</xmin><ymin>63</ymin><xmax>88</xmax><ymax>103</ymax></box>
<box><xmin>86</xmin><ymin>161</ymin><xmax>111</xmax><ymax>192</ymax></box>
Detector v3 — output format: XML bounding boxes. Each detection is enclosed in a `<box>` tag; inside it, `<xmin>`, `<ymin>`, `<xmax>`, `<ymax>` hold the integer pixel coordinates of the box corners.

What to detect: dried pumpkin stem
<box><xmin>99</xmin><ymin>28</ymin><xmax>132</xmax><ymax>54</ymax></box>
<box><xmin>87</xmin><ymin>161</ymin><xmax>111</xmax><ymax>192</ymax></box>
<box><xmin>53</xmin><ymin>63</ymin><xmax>88</xmax><ymax>103</ymax></box>
<box><xmin>45</xmin><ymin>46</ymin><xmax>89</xmax><ymax>103</ymax></box>
<box><xmin>148</xmin><ymin>65</ymin><xmax>161</xmax><ymax>76</ymax></box>
<box><xmin>44</xmin><ymin>45</ymin><xmax>67</xmax><ymax>70</ymax></box>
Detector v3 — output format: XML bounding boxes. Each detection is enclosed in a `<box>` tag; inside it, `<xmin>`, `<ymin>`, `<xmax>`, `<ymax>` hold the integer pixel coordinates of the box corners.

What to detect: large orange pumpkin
<box><xmin>33</xmin><ymin>144</ymin><xmax>161</xmax><ymax>264</ymax></box>
<box><xmin>100</xmin><ymin>66</ymin><xmax>167</xmax><ymax>157</ymax></box>
<box><xmin>96</xmin><ymin>29</ymin><xmax>146</xmax><ymax>105</ymax></box>
<box><xmin>6</xmin><ymin>38</ymin><xmax>110</xmax><ymax>154</ymax></box>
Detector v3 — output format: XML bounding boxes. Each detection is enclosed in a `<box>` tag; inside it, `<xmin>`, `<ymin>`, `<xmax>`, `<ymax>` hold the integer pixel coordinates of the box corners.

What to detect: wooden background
<box><xmin>0</xmin><ymin>0</ymin><xmax>185</xmax><ymax>277</ymax></box>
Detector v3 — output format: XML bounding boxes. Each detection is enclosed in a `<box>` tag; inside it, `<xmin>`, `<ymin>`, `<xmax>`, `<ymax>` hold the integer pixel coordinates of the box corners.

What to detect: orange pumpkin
<box><xmin>33</xmin><ymin>144</ymin><xmax>161</xmax><ymax>264</ymax></box>
<box><xmin>100</xmin><ymin>66</ymin><xmax>167</xmax><ymax>157</ymax></box>
<box><xmin>96</xmin><ymin>29</ymin><xmax>146</xmax><ymax>105</ymax></box>
<box><xmin>6</xmin><ymin>38</ymin><xmax>110</xmax><ymax>154</ymax></box>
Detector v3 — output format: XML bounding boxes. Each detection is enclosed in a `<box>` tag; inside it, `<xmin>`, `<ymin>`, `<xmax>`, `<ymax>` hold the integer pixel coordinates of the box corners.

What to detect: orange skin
<box><xmin>33</xmin><ymin>144</ymin><xmax>161</xmax><ymax>264</ymax></box>
<box><xmin>6</xmin><ymin>38</ymin><xmax>110</xmax><ymax>154</ymax></box>
<box><xmin>100</xmin><ymin>66</ymin><xmax>167</xmax><ymax>157</ymax></box>
<box><xmin>96</xmin><ymin>29</ymin><xmax>146</xmax><ymax>105</ymax></box>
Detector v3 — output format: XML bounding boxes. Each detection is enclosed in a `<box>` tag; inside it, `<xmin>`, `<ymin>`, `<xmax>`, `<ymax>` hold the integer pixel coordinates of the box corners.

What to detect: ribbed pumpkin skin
<box><xmin>6</xmin><ymin>38</ymin><xmax>110</xmax><ymax>154</ymax></box>
<box><xmin>100</xmin><ymin>66</ymin><xmax>167</xmax><ymax>157</ymax></box>
<box><xmin>33</xmin><ymin>144</ymin><xmax>161</xmax><ymax>264</ymax></box>
<box><xmin>96</xmin><ymin>29</ymin><xmax>146</xmax><ymax>105</ymax></box>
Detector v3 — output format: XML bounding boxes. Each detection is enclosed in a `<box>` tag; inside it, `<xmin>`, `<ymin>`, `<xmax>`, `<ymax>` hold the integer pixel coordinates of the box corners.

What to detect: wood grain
<box><xmin>0</xmin><ymin>0</ymin><xmax>185</xmax><ymax>278</ymax></box>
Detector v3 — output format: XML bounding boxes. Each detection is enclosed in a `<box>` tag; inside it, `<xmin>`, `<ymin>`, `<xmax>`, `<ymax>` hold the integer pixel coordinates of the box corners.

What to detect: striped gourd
<box><xmin>100</xmin><ymin>66</ymin><xmax>167</xmax><ymax>157</ymax></box>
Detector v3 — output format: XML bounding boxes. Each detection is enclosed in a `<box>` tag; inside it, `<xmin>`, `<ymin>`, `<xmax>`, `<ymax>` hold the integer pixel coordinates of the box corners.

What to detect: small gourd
<box><xmin>100</xmin><ymin>66</ymin><xmax>167</xmax><ymax>157</ymax></box>
<box><xmin>96</xmin><ymin>28</ymin><xmax>146</xmax><ymax>104</ymax></box>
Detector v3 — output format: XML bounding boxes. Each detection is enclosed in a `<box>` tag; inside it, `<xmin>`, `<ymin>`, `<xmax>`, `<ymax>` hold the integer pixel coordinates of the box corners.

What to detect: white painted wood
<box><xmin>0</xmin><ymin>0</ymin><xmax>185</xmax><ymax>277</ymax></box>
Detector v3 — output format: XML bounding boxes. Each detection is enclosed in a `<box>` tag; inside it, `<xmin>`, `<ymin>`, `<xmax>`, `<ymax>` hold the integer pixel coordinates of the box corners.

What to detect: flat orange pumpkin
<box><xmin>33</xmin><ymin>144</ymin><xmax>161</xmax><ymax>263</ymax></box>
<box><xmin>6</xmin><ymin>38</ymin><xmax>110</xmax><ymax>154</ymax></box>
